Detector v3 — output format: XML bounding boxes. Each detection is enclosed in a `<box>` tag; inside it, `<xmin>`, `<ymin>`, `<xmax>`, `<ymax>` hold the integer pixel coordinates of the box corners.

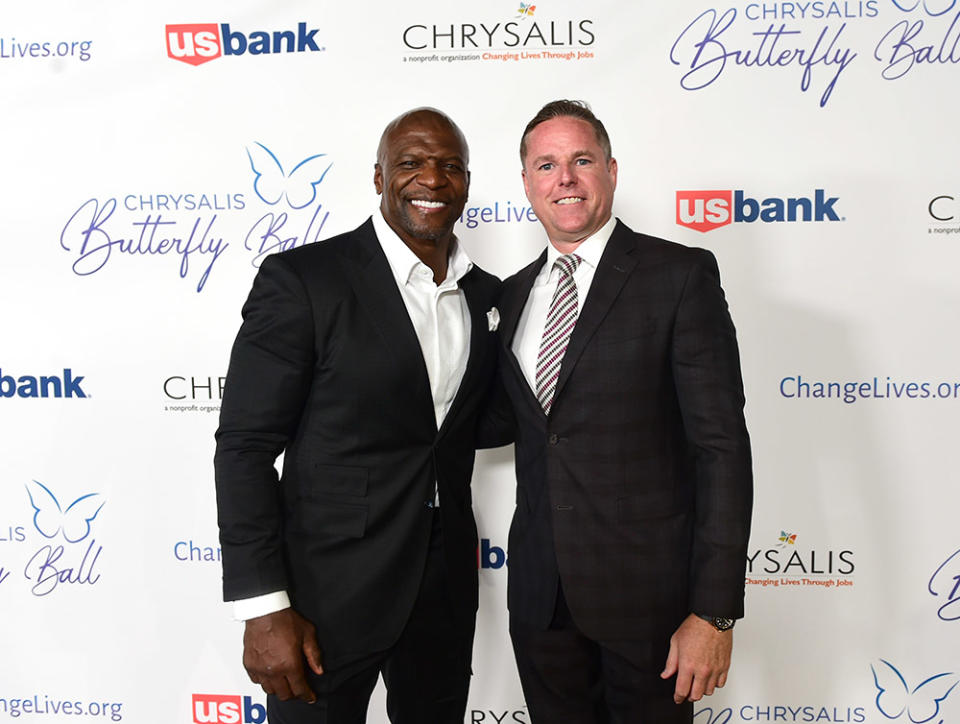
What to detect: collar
<box><xmin>543</xmin><ymin>215</ymin><xmax>617</xmax><ymax>277</ymax></box>
<box><xmin>372</xmin><ymin>210</ymin><xmax>473</xmax><ymax>288</ymax></box>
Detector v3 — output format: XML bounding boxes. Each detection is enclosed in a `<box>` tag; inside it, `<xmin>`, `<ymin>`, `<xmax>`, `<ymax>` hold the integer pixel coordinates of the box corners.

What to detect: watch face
<box><xmin>714</xmin><ymin>617</ymin><xmax>735</xmax><ymax>631</ymax></box>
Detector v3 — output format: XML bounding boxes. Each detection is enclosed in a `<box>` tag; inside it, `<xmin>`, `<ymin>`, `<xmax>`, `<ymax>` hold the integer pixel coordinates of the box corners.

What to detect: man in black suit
<box><xmin>214</xmin><ymin>108</ymin><xmax>501</xmax><ymax>724</ymax></box>
<box><xmin>494</xmin><ymin>100</ymin><xmax>753</xmax><ymax>723</ymax></box>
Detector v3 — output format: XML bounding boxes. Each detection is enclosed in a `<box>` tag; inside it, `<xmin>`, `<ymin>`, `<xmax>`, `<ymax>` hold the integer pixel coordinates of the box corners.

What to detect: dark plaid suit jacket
<box><xmin>496</xmin><ymin>219</ymin><xmax>752</xmax><ymax>659</ymax></box>
<box><xmin>214</xmin><ymin>218</ymin><xmax>501</xmax><ymax>670</ymax></box>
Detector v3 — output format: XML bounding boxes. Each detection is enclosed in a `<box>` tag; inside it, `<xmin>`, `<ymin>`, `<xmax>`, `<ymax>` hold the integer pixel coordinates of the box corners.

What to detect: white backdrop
<box><xmin>2</xmin><ymin>1</ymin><xmax>959</xmax><ymax>723</ymax></box>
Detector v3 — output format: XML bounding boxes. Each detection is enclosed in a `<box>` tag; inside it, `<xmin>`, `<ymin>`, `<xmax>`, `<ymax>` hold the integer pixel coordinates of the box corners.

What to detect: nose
<box><xmin>558</xmin><ymin>162</ymin><xmax>578</xmax><ymax>186</ymax></box>
<box><xmin>417</xmin><ymin>161</ymin><xmax>447</xmax><ymax>189</ymax></box>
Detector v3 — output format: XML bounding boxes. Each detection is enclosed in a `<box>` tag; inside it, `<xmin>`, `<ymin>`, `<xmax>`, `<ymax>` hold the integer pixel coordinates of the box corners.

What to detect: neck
<box><xmin>549</xmin><ymin>238</ymin><xmax>586</xmax><ymax>256</ymax></box>
<box><xmin>401</xmin><ymin>232</ymin><xmax>452</xmax><ymax>284</ymax></box>
<box><xmin>547</xmin><ymin>215</ymin><xmax>611</xmax><ymax>256</ymax></box>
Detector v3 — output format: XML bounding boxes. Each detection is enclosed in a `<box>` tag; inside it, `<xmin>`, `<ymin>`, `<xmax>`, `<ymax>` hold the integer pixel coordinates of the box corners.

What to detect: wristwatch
<box><xmin>697</xmin><ymin>614</ymin><xmax>735</xmax><ymax>632</ymax></box>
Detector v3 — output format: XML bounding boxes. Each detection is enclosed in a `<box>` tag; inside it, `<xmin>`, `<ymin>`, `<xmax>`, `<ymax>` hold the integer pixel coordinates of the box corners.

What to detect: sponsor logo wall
<box><xmin>2</xmin><ymin>1</ymin><xmax>958</xmax><ymax>722</ymax></box>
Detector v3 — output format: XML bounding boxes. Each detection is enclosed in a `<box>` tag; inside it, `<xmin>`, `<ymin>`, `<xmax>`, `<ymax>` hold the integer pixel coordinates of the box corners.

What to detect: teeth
<box><xmin>410</xmin><ymin>200</ymin><xmax>446</xmax><ymax>209</ymax></box>
<box><xmin>556</xmin><ymin>197</ymin><xmax>584</xmax><ymax>205</ymax></box>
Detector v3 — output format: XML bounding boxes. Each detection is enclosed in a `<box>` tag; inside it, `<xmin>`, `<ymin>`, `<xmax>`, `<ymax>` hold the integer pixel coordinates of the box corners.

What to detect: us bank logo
<box><xmin>745</xmin><ymin>530</ymin><xmax>855</xmax><ymax>589</ymax></box>
<box><xmin>676</xmin><ymin>188</ymin><xmax>842</xmax><ymax>232</ymax></box>
<box><xmin>58</xmin><ymin>142</ymin><xmax>334</xmax><ymax>293</ymax></box>
<box><xmin>192</xmin><ymin>694</ymin><xmax>265</xmax><ymax>724</ymax></box>
<box><xmin>0</xmin><ymin>368</ymin><xmax>87</xmax><ymax>399</ymax></box>
<box><xmin>670</xmin><ymin>2</ymin><xmax>960</xmax><ymax>107</ymax></box>
<box><xmin>402</xmin><ymin>3</ymin><xmax>596</xmax><ymax>64</ymax></box>
<box><xmin>871</xmin><ymin>659</ymin><xmax>958</xmax><ymax>723</ymax></box>
<box><xmin>166</xmin><ymin>22</ymin><xmax>325</xmax><ymax>66</ymax></box>
<box><xmin>477</xmin><ymin>538</ymin><xmax>507</xmax><ymax>570</ymax></box>
<box><xmin>0</xmin><ymin>480</ymin><xmax>106</xmax><ymax>596</ymax></box>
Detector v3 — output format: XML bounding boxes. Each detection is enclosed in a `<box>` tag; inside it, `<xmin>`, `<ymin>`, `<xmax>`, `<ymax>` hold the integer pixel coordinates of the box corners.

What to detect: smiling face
<box><xmin>374</xmin><ymin>110</ymin><xmax>469</xmax><ymax>246</ymax></box>
<box><xmin>521</xmin><ymin>116</ymin><xmax>617</xmax><ymax>248</ymax></box>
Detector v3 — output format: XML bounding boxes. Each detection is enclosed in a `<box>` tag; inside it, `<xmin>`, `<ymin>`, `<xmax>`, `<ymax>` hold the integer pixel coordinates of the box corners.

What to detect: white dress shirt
<box><xmin>511</xmin><ymin>216</ymin><xmax>617</xmax><ymax>392</ymax></box>
<box><xmin>232</xmin><ymin>211</ymin><xmax>474</xmax><ymax>621</ymax></box>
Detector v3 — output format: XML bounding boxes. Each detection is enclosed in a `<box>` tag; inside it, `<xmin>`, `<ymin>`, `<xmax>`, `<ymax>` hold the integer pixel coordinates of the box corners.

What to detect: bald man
<box><xmin>215</xmin><ymin>108</ymin><xmax>501</xmax><ymax>724</ymax></box>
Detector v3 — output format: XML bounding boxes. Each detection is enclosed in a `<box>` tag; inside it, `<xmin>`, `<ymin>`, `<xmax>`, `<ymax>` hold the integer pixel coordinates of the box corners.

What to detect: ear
<box><xmin>608</xmin><ymin>157</ymin><xmax>618</xmax><ymax>191</ymax></box>
<box><xmin>373</xmin><ymin>163</ymin><xmax>383</xmax><ymax>195</ymax></box>
<box><xmin>521</xmin><ymin>168</ymin><xmax>531</xmax><ymax>199</ymax></box>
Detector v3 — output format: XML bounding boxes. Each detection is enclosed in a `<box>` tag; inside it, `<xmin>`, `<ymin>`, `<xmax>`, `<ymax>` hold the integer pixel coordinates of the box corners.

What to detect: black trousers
<box><xmin>267</xmin><ymin>510</ymin><xmax>475</xmax><ymax>724</ymax></box>
<box><xmin>510</xmin><ymin>585</ymin><xmax>692</xmax><ymax>724</ymax></box>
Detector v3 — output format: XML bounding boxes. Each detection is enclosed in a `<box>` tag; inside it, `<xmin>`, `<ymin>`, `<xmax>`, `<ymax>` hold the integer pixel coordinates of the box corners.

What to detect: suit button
<box><xmin>548</xmin><ymin>434</ymin><xmax>559</xmax><ymax>445</ymax></box>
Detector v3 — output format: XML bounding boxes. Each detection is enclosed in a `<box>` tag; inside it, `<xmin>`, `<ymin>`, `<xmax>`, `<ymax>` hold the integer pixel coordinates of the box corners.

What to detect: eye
<box><xmin>538</xmin><ymin>162</ymin><xmax>554</xmax><ymax>171</ymax></box>
<box><xmin>575</xmin><ymin>158</ymin><xmax>592</xmax><ymax>166</ymax></box>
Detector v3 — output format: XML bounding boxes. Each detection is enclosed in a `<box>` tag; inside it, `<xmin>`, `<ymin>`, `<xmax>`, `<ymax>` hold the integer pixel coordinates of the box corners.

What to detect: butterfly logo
<box><xmin>246</xmin><ymin>142</ymin><xmax>333</xmax><ymax>209</ymax></box>
<box><xmin>25</xmin><ymin>480</ymin><xmax>105</xmax><ymax>543</ymax></box>
<box><xmin>693</xmin><ymin>707</ymin><xmax>733</xmax><ymax>724</ymax></box>
<box><xmin>778</xmin><ymin>531</ymin><xmax>797</xmax><ymax>547</ymax></box>
<box><xmin>890</xmin><ymin>0</ymin><xmax>957</xmax><ymax>16</ymax></box>
<box><xmin>517</xmin><ymin>3</ymin><xmax>536</xmax><ymax>18</ymax></box>
<box><xmin>871</xmin><ymin>659</ymin><xmax>958</xmax><ymax>723</ymax></box>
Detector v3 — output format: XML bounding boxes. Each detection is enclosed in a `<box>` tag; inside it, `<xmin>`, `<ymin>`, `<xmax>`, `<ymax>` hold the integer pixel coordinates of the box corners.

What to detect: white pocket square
<box><xmin>486</xmin><ymin>307</ymin><xmax>500</xmax><ymax>331</ymax></box>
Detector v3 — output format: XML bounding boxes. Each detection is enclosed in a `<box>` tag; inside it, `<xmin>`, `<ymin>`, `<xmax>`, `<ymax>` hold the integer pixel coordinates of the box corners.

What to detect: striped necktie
<box><xmin>535</xmin><ymin>253</ymin><xmax>581</xmax><ymax>414</ymax></box>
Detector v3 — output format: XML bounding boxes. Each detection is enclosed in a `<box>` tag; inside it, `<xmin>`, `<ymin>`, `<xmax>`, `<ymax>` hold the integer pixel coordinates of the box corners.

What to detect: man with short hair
<box><xmin>215</xmin><ymin>108</ymin><xmax>500</xmax><ymax>724</ymax></box>
<box><xmin>495</xmin><ymin>99</ymin><xmax>753</xmax><ymax>722</ymax></box>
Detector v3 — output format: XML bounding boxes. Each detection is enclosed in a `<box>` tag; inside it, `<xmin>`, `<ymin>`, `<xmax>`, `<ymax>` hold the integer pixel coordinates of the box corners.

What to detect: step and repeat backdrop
<box><xmin>2</xmin><ymin>1</ymin><xmax>959</xmax><ymax>722</ymax></box>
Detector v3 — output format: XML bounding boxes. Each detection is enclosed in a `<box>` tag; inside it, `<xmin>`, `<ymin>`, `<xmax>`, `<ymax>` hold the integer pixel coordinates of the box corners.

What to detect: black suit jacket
<box><xmin>497</xmin><ymin>220</ymin><xmax>752</xmax><ymax>653</ymax></box>
<box><xmin>214</xmin><ymin>218</ymin><xmax>500</xmax><ymax>670</ymax></box>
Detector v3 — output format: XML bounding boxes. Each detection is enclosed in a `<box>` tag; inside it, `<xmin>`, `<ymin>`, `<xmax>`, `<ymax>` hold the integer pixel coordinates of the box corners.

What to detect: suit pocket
<box><xmin>308</xmin><ymin>464</ymin><xmax>368</xmax><ymax>497</ymax></box>
<box><xmin>309</xmin><ymin>500</ymin><xmax>368</xmax><ymax>538</ymax></box>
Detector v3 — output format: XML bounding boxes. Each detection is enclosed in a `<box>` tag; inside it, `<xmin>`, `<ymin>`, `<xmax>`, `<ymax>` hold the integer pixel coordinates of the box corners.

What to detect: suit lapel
<box><xmin>500</xmin><ymin>251</ymin><xmax>544</xmax><ymax>349</ymax></box>
<box><xmin>553</xmin><ymin>221</ymin><xmax>640</xmax><ymax>402</ymax></box>
<box><xmin>437</xmin><ymin>268</ymin><xmax>487</xmax><ymax>438</ymax></box>
<box><xmin>338</xmin><ymin>218</ymin><xmax>436</xmax><ymax>432</ymax></box>
<box><xmin>501</xmin><ymin>252</ymin><xmax>547</xmax><ymax>418</ymax></box>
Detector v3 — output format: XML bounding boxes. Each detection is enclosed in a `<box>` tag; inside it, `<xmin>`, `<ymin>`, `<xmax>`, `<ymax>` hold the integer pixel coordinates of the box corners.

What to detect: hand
<box><xmin>660</xmin><ymin>613</ymin><xmax>733</xmax><ymax>704</ymax></box>
<box><xmin>242</xmin><ymin>608</ymin><xmax>324</xmax><ymax>703</ymax></box>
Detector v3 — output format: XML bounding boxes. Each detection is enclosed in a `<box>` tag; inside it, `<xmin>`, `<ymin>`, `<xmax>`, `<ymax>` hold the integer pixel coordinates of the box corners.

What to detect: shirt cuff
<box><xmin>231</xmin><ymin>590</ymin><xmax>291</xmax><ymax>622</ymax></box>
